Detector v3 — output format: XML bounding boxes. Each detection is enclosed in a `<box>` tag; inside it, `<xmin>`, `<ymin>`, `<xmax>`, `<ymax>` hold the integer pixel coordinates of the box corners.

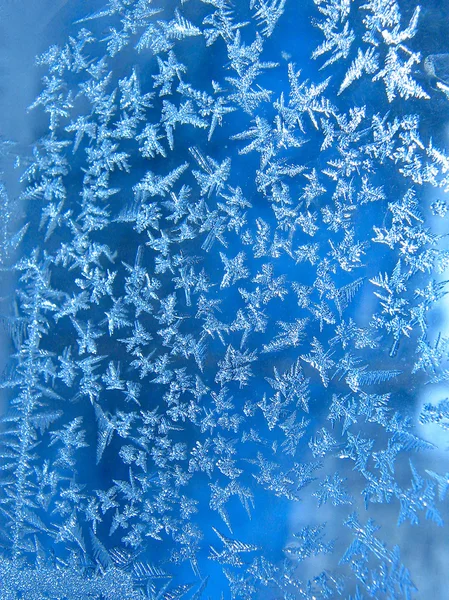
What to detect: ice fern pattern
<box><xmin>0</xmin><ymin>0</ymin><xmax>449</xmax><ymax>598</ymax></box>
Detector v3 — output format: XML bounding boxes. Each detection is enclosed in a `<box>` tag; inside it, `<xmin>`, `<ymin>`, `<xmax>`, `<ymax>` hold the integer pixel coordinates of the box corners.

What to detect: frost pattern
<box><xmin>0</xmin><ymin>0</ymin><xmax>448</xmax><ymax>598</ymax></box>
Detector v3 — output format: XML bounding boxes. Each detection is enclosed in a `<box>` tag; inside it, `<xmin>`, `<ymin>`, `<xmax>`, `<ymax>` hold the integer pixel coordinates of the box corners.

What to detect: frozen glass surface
<box><xmin>0</xmin><ymin>0</ymin><xmax>449</xmax><ymax>598</ymax></box>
